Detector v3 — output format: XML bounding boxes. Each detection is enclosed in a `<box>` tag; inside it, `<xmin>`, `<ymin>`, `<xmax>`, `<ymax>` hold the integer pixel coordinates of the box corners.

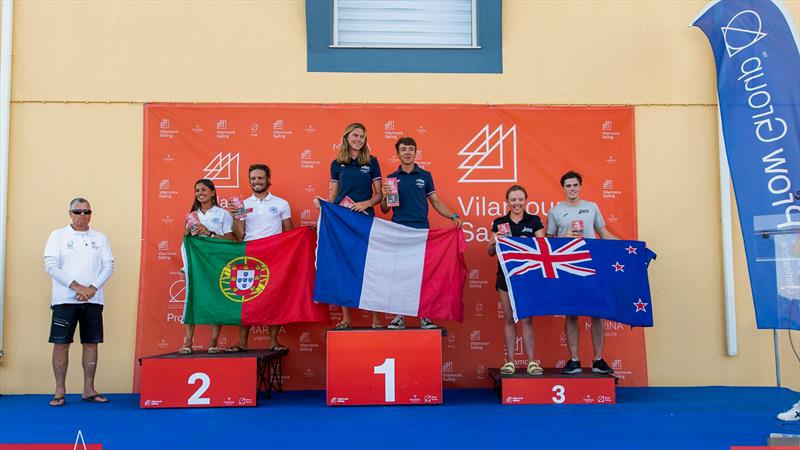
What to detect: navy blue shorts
<box><xmin>495</xmin><ymin>274</ymin><xmax>508</xmax><ymax>292</ymax></box>
<box><xmin>49</xmin><ymin>303</ymin><xmax>104</xmax><ymax>344</ymax></box>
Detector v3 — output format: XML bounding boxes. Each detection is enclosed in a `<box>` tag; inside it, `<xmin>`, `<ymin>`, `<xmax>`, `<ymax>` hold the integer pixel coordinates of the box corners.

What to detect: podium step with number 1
<box><xmin>326</xmin><ymin>328</ymin><xmax>444</xmax><ymax>406</ymax></box>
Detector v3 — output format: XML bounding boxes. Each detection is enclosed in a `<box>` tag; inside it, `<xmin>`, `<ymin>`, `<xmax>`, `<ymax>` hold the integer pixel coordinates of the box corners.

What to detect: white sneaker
<box><xmin>420</xmin><ymin>318</ymin><xmax>437</xmax><ymax>329</ymax></box>
<box><xmin>777</xmin><ymin>401</ymin><xmax>800</xmax><ymax>421</ymax></box>
<box><xmin>388</xmin><ymin>315</ymin><xmax>406</xmax><ymax>329</ymax></box>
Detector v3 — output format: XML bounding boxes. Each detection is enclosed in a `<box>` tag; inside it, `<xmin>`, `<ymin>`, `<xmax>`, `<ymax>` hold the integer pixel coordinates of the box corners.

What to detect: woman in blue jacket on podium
<box><xmin>488</xmin><ymin>185</ymin><xmax>545</xmax><ymax>375</ymax></box>
<box><xmin>314</xmin><ymin>122</ymin><xmax>384</xmax><ymax>329</ymax></box>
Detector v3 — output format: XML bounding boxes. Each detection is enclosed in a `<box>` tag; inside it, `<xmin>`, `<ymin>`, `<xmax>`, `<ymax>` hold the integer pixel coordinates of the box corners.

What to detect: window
<box><xmin>306</xmin><ymin>0</ymin><xmax>502</xmax><ymax>73</ymax></box>
<box><xmin>332</xmin><ymin>0</ymin><xmax>478</xmax><ymax>49</ymax></box>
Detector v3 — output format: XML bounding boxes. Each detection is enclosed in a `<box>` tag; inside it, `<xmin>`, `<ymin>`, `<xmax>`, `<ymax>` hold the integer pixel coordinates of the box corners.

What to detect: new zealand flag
<box><xmin>497</xmin><ymin>237</ymin><xmax>657</xmax><ymax>326</ymax></box>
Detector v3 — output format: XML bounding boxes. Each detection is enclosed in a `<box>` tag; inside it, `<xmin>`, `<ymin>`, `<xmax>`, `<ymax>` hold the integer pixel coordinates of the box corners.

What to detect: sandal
<box><xmin>49</xmin><ymin>396</ymin><xmax>65</xmax><ymax>407</ymax></box>
<box><xmin>500</xmin><ymin>361</ymin><xmax>516</xmax><ymax>375</ymax></box>
<box><xmin>270</xmin><ymin>344</ymin><xmax>288</xmax><ymax>352</ymax></box>
<box><xmin>224</xmin><ymin>345</ymin><xmax>248</xmax><ymax>353</ymax></box>
<box><xmin>334</xmin><ymin>321</ymin><xmax>351</xmax><ymax>330</ymax></box>
<box><xmin>178</xmin><ymin>338</ymin><xmax>193</xmax><ymax>355</ymax></box>
<box><xmin>207</xmin><ymin>347</ymin><xmax>222</xmax><ymax>354</ymax></box>
<box><xmin>527</xmin><ymin>360</ymin><xmax>544</xmax><ymax>375</ymax></box>
<box><xmin>82</xmin><ymin>394</ymin><xmax>109</xmax><ymax>403</ymax></box>
<box><xmin>372</xmin><ymin>322</ymin><xmax>384</xmax><ymax>329</ymax></box>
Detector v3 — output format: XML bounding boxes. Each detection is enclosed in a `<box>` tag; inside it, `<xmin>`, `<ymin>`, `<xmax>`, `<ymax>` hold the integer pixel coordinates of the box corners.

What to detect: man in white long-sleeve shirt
<box><xmin>43</xmin><ymin>198</ymin><xmax>114</xmax><ymax>406</ymax></box>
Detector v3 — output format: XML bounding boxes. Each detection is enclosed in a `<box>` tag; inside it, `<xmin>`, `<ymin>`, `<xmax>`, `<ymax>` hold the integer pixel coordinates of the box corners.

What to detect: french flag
<box><xmin>314</xmin><ymin>201</ymin><xmax>466</xmax><ymax>321</ymax></box>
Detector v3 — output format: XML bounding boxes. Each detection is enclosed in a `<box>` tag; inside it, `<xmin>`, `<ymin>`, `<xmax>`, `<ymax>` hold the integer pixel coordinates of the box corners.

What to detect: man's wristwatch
<box><xmin>450</xmin><ymin>213</ymin><xmax>459</xmax><ymax>220</ymax></box>
<box><xmin>207</xmin><ymin>231</ymin><xmax>216</xmax><ymax>237</ymax></box>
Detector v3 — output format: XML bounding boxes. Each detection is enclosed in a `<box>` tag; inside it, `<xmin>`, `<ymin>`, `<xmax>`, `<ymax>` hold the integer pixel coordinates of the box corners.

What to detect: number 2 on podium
<box><xmin>373</xmin><ymin>358</ymin><xmax>396</xmax><ymax>402</ymax></box>
<box><xmin>188</xmin><ymin>372</ymin><xmax>211</xmax><ymax>405</ymax></box>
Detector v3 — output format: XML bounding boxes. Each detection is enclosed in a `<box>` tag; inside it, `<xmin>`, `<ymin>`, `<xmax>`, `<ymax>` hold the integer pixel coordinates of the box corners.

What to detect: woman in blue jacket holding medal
<box><xmin>314</xmin><ymin>122</ymin><xmax>383</xmax><ymax>329</ymax></box>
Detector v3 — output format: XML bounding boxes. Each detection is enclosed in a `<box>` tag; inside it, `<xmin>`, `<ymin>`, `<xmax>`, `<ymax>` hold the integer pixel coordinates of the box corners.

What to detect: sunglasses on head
<box><xmin>70</xmin><ymin>209</ymin><xmax>92</xmax><ymax>215</ymax></box>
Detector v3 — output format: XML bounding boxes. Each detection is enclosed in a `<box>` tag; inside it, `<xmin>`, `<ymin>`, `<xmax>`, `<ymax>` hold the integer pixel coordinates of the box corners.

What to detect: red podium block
<box><xmin>326</xmin><ymin>329</ymin><xmax>443</xmax><ymax>406</ymax></box>
<box><xmin>489</xmin><ymin>368</ymin><xmax>616</xmax><ymax>405</ymax></box>
<box><xmin>140</xmin><ymin>356</ymin><xmax>257</xmax><ymax>408</ymax></box>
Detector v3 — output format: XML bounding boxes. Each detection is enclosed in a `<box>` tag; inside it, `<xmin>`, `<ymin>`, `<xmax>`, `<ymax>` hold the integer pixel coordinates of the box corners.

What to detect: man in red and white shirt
<box><xmin>44</xmin><ymin>198</ymin><xmax>114</xmax><ymax>406</ymax></box>
<box><xmin>228</xmin><ymin>164</ymin><xmax>292</xmax><ymax>352</ymax></box>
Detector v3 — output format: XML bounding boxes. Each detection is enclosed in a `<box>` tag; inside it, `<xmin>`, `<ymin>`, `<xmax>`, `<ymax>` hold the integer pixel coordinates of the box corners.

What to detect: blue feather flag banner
<box><xmin>497</xmin><ymin>237</ymin><xmax>656</xmax><ymax>326</ymax></box>
<box><xmin>693</xmin><ymin>0</ymin><xmax>800</xmax><ymax>329</ymax></box>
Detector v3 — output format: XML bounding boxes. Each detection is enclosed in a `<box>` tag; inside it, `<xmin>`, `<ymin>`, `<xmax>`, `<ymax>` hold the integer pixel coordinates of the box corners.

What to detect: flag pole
<box><xmin>774</xmin><ymin>329</ymin><xmax>782</xmax><ymax>386</ymax></box>
<box><xmin>0</xmin><ymin>0</ymin><xmax>15</xmax><ymax>361</ymax></box>
<box><xmin>717</xmin><ymin>109</ymin><xmax>738</xmax><ymax>357</ymax></box>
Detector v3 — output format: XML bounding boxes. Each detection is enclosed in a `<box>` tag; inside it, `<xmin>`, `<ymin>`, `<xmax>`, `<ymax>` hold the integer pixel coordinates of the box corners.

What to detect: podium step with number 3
<box><xmin>490</xmin><ymin>368</ymin><xmax>617</xmax><ymax>405</ymax></box>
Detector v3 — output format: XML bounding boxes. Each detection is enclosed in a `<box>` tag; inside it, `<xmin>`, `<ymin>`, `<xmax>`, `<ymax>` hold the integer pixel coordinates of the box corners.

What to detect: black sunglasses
<box><xmin>70</xmin><ymin>209</ymin><xmax>92</xmax><ymax>215</ymax></box>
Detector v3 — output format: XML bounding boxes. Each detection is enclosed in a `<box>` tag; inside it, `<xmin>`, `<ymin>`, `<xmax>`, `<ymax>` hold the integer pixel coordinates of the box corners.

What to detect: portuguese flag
<box><xmin>183</xmin><ymin>227</ymin><xmax>328</xmax><ymax>325</ymax></box>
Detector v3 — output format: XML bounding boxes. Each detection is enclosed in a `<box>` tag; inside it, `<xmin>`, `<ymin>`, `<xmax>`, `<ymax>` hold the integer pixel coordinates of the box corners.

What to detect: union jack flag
<box><xmin>498</xmin><ymin>237</ymin><xmax>596</xmax><ymax>279</ymax></box>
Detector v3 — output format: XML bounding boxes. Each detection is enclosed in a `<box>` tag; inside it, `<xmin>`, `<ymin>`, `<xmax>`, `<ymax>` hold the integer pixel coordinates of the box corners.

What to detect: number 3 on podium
<box><xmin>374</xmin><ymin>358</ymin><xmax>396</xmax><ymax>402</ymax></box>
<box><xmin>551</xmin><ymin>384</ymin><xmax>566</xmax><ymax>404</ymax></box>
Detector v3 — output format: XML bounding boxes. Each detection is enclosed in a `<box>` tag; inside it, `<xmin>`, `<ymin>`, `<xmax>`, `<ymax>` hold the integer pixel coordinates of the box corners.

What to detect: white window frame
<box><xmin>331</xmin><ymin>0</ymin><xmax>479</xmax><ymax>49</ymax></box>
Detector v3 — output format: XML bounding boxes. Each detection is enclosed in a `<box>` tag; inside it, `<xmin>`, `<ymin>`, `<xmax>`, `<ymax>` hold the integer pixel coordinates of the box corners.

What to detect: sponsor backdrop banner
<box><xmin>137</xmin><ymin>104</ymin><xmax>643</xmax><ymax>390</ymax></box>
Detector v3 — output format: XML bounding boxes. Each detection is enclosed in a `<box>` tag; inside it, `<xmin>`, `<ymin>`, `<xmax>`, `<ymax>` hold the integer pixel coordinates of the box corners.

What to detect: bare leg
<box><xmin>591</xmin><ymin>317</ymin><xmax>605</xmax><ymax>360</ymax></box>
<box><xmin>371</xmin><ymin>311</ymin><xmax>382</xmax><ymax>328</ymax></box>
<box><xmin>210</xmin><ymin>325</ymin><xmax>221</xmax><ymax>348</ymax></box>
<box><xmin>499</xmin><ymin>290</ymin><xmax>516</xmax><ymax>362</ymax></box>
<box><xmin>269</xmin><ymin>325</ymin><xmax>283</xmax><ymax>349</ymax></box>
<box><xmin>52</xmin><ymin>343</ymin><xmax>70</xmax><ymax>399</ymax></box>
<box><xmin>520</xmin><ymin>317</ymin><xmax>535</xmax><ymax>361</ymax></box>
<box><xmin>238</xmin><ymin>326</ymin><xmax>250</xmax><ymax>349</ymax></box>
<box><xmin>565</xmin><ymin>315</ymin><xmax>580</xmax><ymax>360</ymax></box>
<box><xmin>183</xmin><ymin>323</ymin><xmax>195</xmax><ymax>348</ymax></box>
<box><xmin>81</xmin><ymin>343</ymin><xmax>99</xmax><ymax>397</ymax></box>
<box><xmin>341</xmin><ymin>306</ymin><xmax>351</xmax><ymax>325</ymax></box>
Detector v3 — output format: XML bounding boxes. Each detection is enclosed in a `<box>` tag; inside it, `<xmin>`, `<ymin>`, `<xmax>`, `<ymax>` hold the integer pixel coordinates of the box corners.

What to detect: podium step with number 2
<box><xmin>139</xmin><ymin>349</ymin><xmax>287</xmax><ymax>408</ymax></box>
<box><xmin>326</xmin><ymin>328</ymin><xmax>443</xmax><ymax>406</ymax></box>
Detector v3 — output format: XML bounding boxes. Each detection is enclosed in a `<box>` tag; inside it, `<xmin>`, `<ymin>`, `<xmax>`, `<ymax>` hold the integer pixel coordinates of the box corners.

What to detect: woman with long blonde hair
<box><xmin>314</xmin><ymin>122</ymin><xmax>383</xmax><ymax>329</ymax></box>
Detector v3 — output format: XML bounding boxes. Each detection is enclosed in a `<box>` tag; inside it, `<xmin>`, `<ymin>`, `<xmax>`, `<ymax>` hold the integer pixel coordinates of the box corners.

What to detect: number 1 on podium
<box><xmin>374</xmin><ymin>358</ymin><xmax>396</xmax><ymax>402</ymax></box>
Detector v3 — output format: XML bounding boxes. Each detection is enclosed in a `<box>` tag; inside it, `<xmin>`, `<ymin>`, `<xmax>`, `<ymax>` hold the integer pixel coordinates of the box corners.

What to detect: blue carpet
<box><xmin>1</xmin><ymin>387</ymin><xmax>799</xmax><ymax>450</ymax></box>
